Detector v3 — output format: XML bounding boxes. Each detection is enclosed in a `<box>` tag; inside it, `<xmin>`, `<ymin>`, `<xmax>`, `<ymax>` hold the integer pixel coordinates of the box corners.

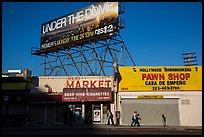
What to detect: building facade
<box><xmin>2</xmin><ymin>69</ymin><xmax>32</xmax><ymax>126</ymax></box>
<box><xmin>117</xmin><ymin>66</ymin><xmax>202</xmax><ymax>126</ymax></box>
<box><xmin>29</xmin><ymin>76</ymin><xmax>116</xmax><ymax>126</ymax></box>
<box><xmin>2</xmin><ymin>66</ymin><xmax>202</xmax><ymax>127</ymax></box>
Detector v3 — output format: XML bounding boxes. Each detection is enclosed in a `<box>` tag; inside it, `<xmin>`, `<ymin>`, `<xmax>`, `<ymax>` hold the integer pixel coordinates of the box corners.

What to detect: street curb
<box><xmin>2</xmin><ymin>125</ymin><xmax>202</xmax><ymax>131</ymax></box>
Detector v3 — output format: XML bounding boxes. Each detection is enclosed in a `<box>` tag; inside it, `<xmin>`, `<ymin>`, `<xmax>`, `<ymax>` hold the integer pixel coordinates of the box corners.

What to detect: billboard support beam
<box><xmin>80</xmin><ymin>47</ymin><xmax>95</xmax><ymax>76</ymax></box>
<box><xmin>33</xmin><ymin>31</ymin><xmax>136</xmax><ymax>76</ymax></box>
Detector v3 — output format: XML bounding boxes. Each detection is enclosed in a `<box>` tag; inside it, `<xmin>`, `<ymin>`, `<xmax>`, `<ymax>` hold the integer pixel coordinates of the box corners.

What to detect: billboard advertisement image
<box><xmin>41</xmin><ymin>2</ymin><xmax>118</xmax><ymax>50</ymax></box>
<box><xmin>118</xmin><ymin>66</ymin><xmax>202</xmax><ymax>91</ymax></box>
<box><xmin>93</xmin><ymin>109</ymin><xmax>101</xmax><ymax>122</ymax></box>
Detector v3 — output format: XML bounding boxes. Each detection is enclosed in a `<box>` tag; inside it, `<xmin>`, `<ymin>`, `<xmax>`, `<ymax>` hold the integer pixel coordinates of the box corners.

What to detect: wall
<box><xmin>38</xmin><ymin>76</ymin><xmax>113</xmax><ymax>93</ymax></box>
<box><xmin>179</xmin><ymin>92</ymin><xmax>202</xmax><ymax>126</ymax></box>
<box><xmin>118</xmin><ymin>91</ymin><xmax>202</xmax><ymax>126</ymax></box>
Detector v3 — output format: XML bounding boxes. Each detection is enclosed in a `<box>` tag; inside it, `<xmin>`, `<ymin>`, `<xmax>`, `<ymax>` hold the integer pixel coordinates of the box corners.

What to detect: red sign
<box><xmin>65</xmin><ymin>77</ymin><xmax>112</xmax><ymax>88</ymax></box>
<box><xmin>62</xmin><ymin>88</ymin><xmax>113</xmax><ymax>102</ymax></box>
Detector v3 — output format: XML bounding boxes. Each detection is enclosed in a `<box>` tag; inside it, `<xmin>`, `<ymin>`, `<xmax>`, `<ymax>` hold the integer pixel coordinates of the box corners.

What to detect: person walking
<box><xmin>131</xmin><ymin>111</ymin><xmax>137</xmax><ymax>127</ymax></box>
<box><xmin>107</xmin><ymin>110</ymin><xmax>114</xmax><ymax>125</ymax></box>
<box><xmin>162</xmin><ymin>114</ymin><xmax>166</xmax><ymax>127</ymax></box>
<box><xmin>110</xmin><ymin>111</ymin><xmax>114</xmax><ymax>125</ymax></box>
<box><xmin>135</xmin><ymin>113</ymin><xmax>141</xmax><ymax>127</ymax></box>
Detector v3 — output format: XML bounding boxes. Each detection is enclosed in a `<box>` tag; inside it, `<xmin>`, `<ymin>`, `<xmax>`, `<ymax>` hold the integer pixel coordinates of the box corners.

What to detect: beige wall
<box><xmin>39</xmin><ymin>76</ymin><xmax>66</xmax><ymax>92</ymax></box>
<box><xmin>179</xmin><ymin>93</ymin><xmax>202</xmax><ymax>126</ymax></box>
<box><xmin>37</xmin><ymin>76</ymin><xmax>114</xmax><ymax>93</ymax></box>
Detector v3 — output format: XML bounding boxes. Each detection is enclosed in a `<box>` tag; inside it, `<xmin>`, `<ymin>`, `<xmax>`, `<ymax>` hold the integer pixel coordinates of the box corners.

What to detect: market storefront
<box><xmin>62</xmin><ymin>88</ymin><xmax>113</xmax><ymax>125</ymax></box>
<box><xmin>63</xmin><ymin>102</ymin><xmax>111</xmax><ymax>125</ymax></box>
<box><xmin>29</xmin><ymin>76</ymin><xmax>115</xmax><ymax>126</ymax></box>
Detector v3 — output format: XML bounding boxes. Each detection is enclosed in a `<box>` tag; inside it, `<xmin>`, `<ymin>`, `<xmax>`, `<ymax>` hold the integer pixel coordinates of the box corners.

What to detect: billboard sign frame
<box><xmin>41</xmin><ymin>2</ymin><xmax>119</xmax><ymax>50</ymax></box>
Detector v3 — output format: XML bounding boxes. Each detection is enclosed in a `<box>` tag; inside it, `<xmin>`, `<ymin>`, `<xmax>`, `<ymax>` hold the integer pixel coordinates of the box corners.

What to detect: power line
<box><xmin>182</xmin><ymin>52</ymin><xmax>198</xmax><ymax>66</ymax></box>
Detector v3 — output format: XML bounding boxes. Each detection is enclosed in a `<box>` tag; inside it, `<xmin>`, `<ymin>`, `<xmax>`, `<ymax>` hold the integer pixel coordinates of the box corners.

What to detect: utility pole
<box><xmin>182</xmin><ymin>52</ymin><xmax>198</xmax><ymax>66</ymax></box>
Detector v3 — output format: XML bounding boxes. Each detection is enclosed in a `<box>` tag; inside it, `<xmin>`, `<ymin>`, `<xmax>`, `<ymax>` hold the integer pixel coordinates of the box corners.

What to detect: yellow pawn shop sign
<box><xmin>118</xmin><ymin>66</ymin><xmax>202</xmax><ymax>92</ymax></box>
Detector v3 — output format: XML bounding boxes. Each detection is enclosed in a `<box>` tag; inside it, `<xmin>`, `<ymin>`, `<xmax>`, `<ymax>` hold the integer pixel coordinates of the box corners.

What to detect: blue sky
<box><xmin>2</xmin><ymin>2</ymin><xmax>202</xmax><ymax>76</ymax></box>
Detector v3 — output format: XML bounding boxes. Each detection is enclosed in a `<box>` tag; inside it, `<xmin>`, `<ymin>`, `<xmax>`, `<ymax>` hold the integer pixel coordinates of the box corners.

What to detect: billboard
<box><xmin>41</xmin><ymin>2</ymin><xmax>118</xmax><ymax>50</ymax></box>
<box><xmin>118</xmin><ymin>66</ymin><xmax>202</xmax><ymax>91</ymax></box>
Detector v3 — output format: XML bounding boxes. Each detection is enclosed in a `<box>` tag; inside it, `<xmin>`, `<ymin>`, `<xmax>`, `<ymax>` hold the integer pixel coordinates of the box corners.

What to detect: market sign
<box><xmin>62</xmin><ymin>88</ymin><xmax>113</xmax><ymax>102</ymax></box>
<box><xmin>41</xmin><ymin>2</ymin><xmax>118</xmax><ymax>50</ymax></box>
<box><xmin>65</xmin><ymin>76</ymin><xmax>113</xmax><ymax>88</ymax></box>
<box><xmin>37</xmin><ymin>76</ymin><xmax>113</xmax><ymax>93</ymax></box>
<box><xmin>118</xmin><ymin>66</ymin><xmax>202</xmax><ymax>91</ymax></box>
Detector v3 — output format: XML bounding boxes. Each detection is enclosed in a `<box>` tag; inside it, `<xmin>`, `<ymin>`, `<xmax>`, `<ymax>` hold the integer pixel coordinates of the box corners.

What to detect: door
<box><xmin>84</xmin><ymin>103</ymin><xmax>92</xmax><ymax>125</ymax></box>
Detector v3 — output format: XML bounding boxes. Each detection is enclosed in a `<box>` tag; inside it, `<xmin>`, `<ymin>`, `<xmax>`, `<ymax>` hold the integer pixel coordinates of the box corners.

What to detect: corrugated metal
<box><xmin>121</xmin><ymin>98</ymin><xmax>180</xmax><ymax>126</ymax></box>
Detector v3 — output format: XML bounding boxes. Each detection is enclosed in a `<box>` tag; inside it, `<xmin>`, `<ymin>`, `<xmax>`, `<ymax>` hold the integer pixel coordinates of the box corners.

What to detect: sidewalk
<box><xmin>2</xmin><ymin>124</ymin><xmax>202</xmax><ymax>135</ymax></box>
<box><xmin>2</xmin><ymin>124</ymin><xmax>202</xmax><ymax>131</ymax></box>
<box><xmin>90</xmin><ymin>124</ymin><xmax>202</xmax><ymax>131</ymax></box>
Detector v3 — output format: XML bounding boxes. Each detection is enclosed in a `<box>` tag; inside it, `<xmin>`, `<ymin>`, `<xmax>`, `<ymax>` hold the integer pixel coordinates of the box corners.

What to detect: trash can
<box><xmin>115</xmin><ymin>111</ymin><xmax>120</xmax><ymax>126</ymax></box>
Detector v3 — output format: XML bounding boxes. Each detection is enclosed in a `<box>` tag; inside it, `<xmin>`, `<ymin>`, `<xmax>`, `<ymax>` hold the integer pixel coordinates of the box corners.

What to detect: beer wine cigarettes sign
<box><xmin>62</xmin><ymin>88</ymin><xmax>112</xmax><ymax>102</ymax></box>
<box><xmin>41</xmin><ymin>2</ymin><xmax>118</xmax><ymax>50</ymax></box>
<box><xmin>118</xmin><ymin>66</ymin><xmax>202</xmax><ymax>91</ymax></box>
